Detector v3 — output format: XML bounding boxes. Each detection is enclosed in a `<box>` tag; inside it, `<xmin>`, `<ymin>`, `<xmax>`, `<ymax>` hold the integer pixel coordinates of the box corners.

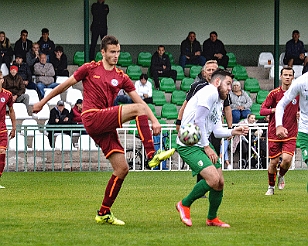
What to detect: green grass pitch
<box><xmin>1</xmin><ymin>170</ymin><xmax>307</xmax><ymax>246</ymax></box>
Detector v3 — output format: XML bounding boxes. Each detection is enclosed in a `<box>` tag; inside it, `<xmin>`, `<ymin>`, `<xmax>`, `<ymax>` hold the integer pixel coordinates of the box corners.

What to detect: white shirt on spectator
<box><xmin>135</xmin><ymin>80</ymin><xmax>152</xmax><ymax>99</ymax></box>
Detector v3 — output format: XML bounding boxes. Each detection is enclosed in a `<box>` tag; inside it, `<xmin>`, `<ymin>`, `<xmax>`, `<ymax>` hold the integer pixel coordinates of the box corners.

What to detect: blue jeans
<box><xmin>179</xmin><ymin>55</ymin><xmax>206</xmax><ymax>69</ymax></box>
<box><xmin>232</xmin><ymin>109</ymin><xmax>251</xmax><ymax>124</ymax></box>
<box><xmin>37</xmin><ymin>82</ymin><xmax>59</xmax><ymax>98</ymax></box>
<box><xmin>113</xmin><ymin>95</ymin><xmax>133</xmax><ymax>105</ymax></box>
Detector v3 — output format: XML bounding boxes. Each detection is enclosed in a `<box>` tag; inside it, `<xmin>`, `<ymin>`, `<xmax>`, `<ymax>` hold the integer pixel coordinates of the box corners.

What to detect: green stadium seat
<box><xmin>165</xmin><ymin>52</ymin><xmax>175</xmax><ymax>65</ymax></box>
<box><xmin>180</xmin><ymin>77</ymin><xmax>194</xmax><ymax>92</ymax></box>
<box><xmin>232</xmin><ymin>65</ymin><xmax>249</xmax><ymax>80</ymax></box>
<box><xmin>117</xmin><ymin>52</ymin><xmax>133</xmax><ymax>67</ymax></box>
<box><xmin>73</xmin><ymin>51</ymin><xmax>84</xmax><ymax>66</ymax></box>
<box><xmin>226</xmin><ymin>52</ymin><xmax>237</xmax><ymax>68</ymax></box>
<box><xmin>147</xmin><ymin>103</ymin><xmax>161</xmax><ymax>119</ymax></box>
<box><xmin>250</xmin><ymin>103</ymin><xmax>263</xmax><ymax>120</ymax></box>
<box><xmin>256</xmin><ymin>90</ymin><xmax>269</xmax><ymax>104</ymax></box>
<box><xmin>137</xmin><ymin>52</ymin><xmax>152</xmax><ymax>67</ymax></box>
<box><xmin>148</xmin><ymin>78</ymin><xmax>155</xmax><ymax>89</ymax></box>
<box><xmin>171</xmin><ymin>90</ymin><xmax>186</xmax><ymax>106</ymax></box>
<box><xmin>244</xmin><ymin>78</ymin><xmax>261</xmax><ymax>93</ymax></box>
<box><xmin>171</xmin><ymin>65</ymin><xmax>185</xmax><ymax>80</ymax></box>
<box><xmin>152</xmin><ymin>90</ymin><xmax>167</xmax><ymax>106</ymax></box>
<box><xmin>160</xmin><ymin>78</ymin><xmax>176</xmax><ymax>93</ymax></box>
<box><xmin>126</xmin><ymin>65</ymin><xmax>142</xmax><ymax>80</ymax></box>
<box><xmin>95</xmin><ymin>52</ymin><xmax>102</xmax><ymax>61</ymax></box>
<box><xmin>189</xmin><ymin>65</ymin><xmax>202</xmax><ymax>78</ymax></box>
<box><xmin>161</xmin><ymin>103</ymin><xmax>178</xmax><ymax>119</ymax></box>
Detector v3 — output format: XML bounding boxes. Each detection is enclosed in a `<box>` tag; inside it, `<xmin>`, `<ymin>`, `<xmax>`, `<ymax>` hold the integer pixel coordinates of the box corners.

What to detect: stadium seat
<box><xmin>258</xmin><ymin>52</ymin><xmax>274</xmax><ymax>68</ymax></box>
<box><xmin>73</xmin><ymin>51</ymin><xmax>84</xmax><ymax>66</ymax></box>
<box><xmin>55</xmin><ymin>134</ymin><xmax>76</xmax><ymax>151</ymax></box>
<box><xmin>180</xmin><ymin>77</ymin><xmax>194</xmax><ymax>92</ymax></box>
<box><xmin>32</xmin><ymin>104</ymin><xmax>50</xmax><ymax>120</ymax></box>
<box><xmin>1</xmin><ymin>63</ymin><xmax>9</xmax><ymax>76</ymax></box>
<box><xmin>244</xmin><ymin>78</ymin><xmax>260</xmax><ymax>93</ymax></box>
<box><xmin>226</xmin><ymin>52</ymin><xmax>237</xmax><ymax>68</ymax></box>
<box><xmin>189</xmin><ymin>65</ymin><xmax>202</xmax><ymax>78</ymax></box>
<box><xmin>293</xmin><ymin>65</ymin><xmax>304</xmax><ymax>78</ymax></box>
<box><xmin>31</xmin><ymin>134</ymin><xmax>52</xmax><ymax>151</ymax></box>
<box><xmin>160</xmin><ymin>78</ymin><xmax>176</xmax><ymax>93</ymax></box>
<box><xmin>152</xmin><ymin>90</ymin><xmax>167</xmax><ymax>106</ymax></box>
<box><xmin>250</xmin><ymin>103</ymin><xmax>263</xmax><ymax>120</ymax></box>
<box><xmin>137</xmin><ymin>52</ymin><xmax>152</xmax><ymax>67</ymax></box>
<box><xmin>9</xmin><ymin>133</ymin><xmax>27</xmax><ymax>151</ymax></box>
<box><xmin>256</xmin><ymin>90</ymin><xmax>269</xmax><ymax>104</ymax></box>
<box><xmin>78</xmin><ymin>135</ymin><xmax>98</xmax><ymax>151</ymax></box>
<box><xmin>232</xmin><ymin>65</ymin><xmax>249</xmax><ymax>80</ymax></box>
<box><xmin>279</xmin><ymin>52</ymin><xmax>285</xmax><ymax>66</ymax></box>
<box><xmin>25</xmin><ymin>89</ymin><xmax>40</xmax><ymax>105</ymax></box>
<box><xmin>126</xmin><ymin>65</ymin><xmax>142</xmax><ymax>80</ymax></box>
<box><xmin>117</xmin><ymin>52</ymin><xmax>133</xmax><ymax>67</ymax></box>
<box><xmin>171</xmin><ymin>90</ymin><xmax>186</xmax><ymax>106</ymax></box>
<box><xmin>45</xmin><ymin>89</ymin><xmax>62</xmax><ymax>106</ymax></box>
<box><xmin>147</xmin><ymin>103</ymin><xmax>160</xmax><ymax>119</ymax></box>
<box><xmin>269</xmin><ymin>65</ymin><xmax>283</xmax><ymax>79</ymax></box>
<box><xmin>95</xmin><ymin>52</ymin><xmax>102</xmax><ymax>62</ymax></box>
<box><xmin>13</xmin><ymin>103</ymin><xmax>32</xmax><ymax>120</ymax></box>
<box><xmin>171</xmin><ymin>65</ymin><xmax>185</xmax><ymax>80</ymax></box>
<box><xmin>161</xmin><ymin>103</ymin><xmax>178</xmax><ymax>119</ymax></box>
<box><xmin>66</xmin><ymin>88</ymin><xmax>83</xmax><ymax>105</ymax></box>
<box><xmin>165</xmin><ymin>52</ymin><xmax>175</xmax><ymax>65</ymax></box>
<box><xmin>20</xmin><ymin>119</ymin><xmax>39</xmax><ymax>137</ymax></box>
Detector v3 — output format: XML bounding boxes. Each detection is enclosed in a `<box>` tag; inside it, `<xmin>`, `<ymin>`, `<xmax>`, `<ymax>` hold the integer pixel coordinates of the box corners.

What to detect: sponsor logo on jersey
<box><xmin>292</xmin><ymin>99</ymin><xmax>297</xmax><ymax>105</ymax></box>
<box><xmin>198</xmin><ymin>160</ymin><xmax>203</xmax><ymax>167</ymax></box>
<box><xmin>0</xmin><ymin>97</ymin><xmax>5</xmax><ymax>103</ymax></box>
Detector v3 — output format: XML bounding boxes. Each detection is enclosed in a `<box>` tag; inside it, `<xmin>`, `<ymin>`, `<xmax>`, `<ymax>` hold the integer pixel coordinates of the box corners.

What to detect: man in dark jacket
<box><xmin>50</xmin><ymin>46</ymin><xmax>69</xmax><ymax>78</ymax></box>
<box><xmin>179</xmin><ymin>31</ymin><xmax>206</xmax><ymax>69</ymax></box>
<box><xmin>37</xmin><ymin>28</ymin><xmax>55</xmax><ymax>61</ymax></box>
<box><xmin>14</xmin><ymin>29</ymin><xmax>33</xmax><ymax>61</ymax></box>
<box><xmin>202</xmin><ymin>31</ymin><xmax>229</xmax><ymax>69</ymax></box>
<box><xmin>150</xmin><ymin>45</ymin><xmax>177</xmax><ymax>89</ymax></box>
<box><xmin>3</xmin><ymin>65</ymin><xmax>30</xmax><ymax>114</ymax></box>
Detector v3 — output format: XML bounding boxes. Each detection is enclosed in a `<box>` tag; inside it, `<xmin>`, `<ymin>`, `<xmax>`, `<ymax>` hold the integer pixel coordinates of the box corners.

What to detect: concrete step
<box><xmin>245</xmin><ymin>66</ymin><xmax>271</xmax><ymax>80</ymax></box>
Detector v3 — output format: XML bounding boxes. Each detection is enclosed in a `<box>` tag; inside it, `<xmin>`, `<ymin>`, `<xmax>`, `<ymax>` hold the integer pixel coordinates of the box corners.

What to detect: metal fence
<box><xmin>4</xmin><ymin>123</ymin><xmax>306</xmax><ymax>173</ymax></box>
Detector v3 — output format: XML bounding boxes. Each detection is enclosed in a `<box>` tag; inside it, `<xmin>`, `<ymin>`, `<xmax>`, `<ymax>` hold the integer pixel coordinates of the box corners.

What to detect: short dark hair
<box><xmin>157</xmin><ymin>45</ymin><xmax>165</xmax><ymax>50</ymax></box>
<box><xmin>292</xmin><ymin>30</ymin><xmax>300</xmax><ymax>35</ymax></box>
<box><xmin>41</xmin><ymin>28</ymin><xmax>49</xmax><ymax>34</ymax></box>
<box><xmin>20</xmin><ymin>29</ymin><xmax>28</xmax><ymax>35</ymax></box>
<box><xmin>280</xmin><ymin>66</ymin><xmax>295</xmax><ymax>75</ymax></box>
<box><xmin>100</xmin><ymin>35</ymin><xmax>119</xmax><ymax>51</ymax></box>
<box><xmin>54</xmin><ymin>45</ymin><xmax>64</xmax><ymax>53</ymax></box>
<box><xmin>140</xmin><ymin>73</ymin><xmax>148</xmax><ymax>80</ymax></box>
<box><xmin>187</xmin><ymin>31</ymin><xmax>196</xmax><ymax>37</ymax></box>
<box><xmin>210</xmin><ymin>31</ymin><xmax>218</xmax><ymax>36</ymax></box>
<box><xmin>211</xmin><ymin>68</ymin><xmax>234</xmax><ymax>82</ymax></box>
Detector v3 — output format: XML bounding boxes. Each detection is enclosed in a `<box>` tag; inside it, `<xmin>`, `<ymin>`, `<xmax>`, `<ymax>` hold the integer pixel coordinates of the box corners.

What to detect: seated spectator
<box><xmin>13</xmin><ymin>54</ymin><xmax>38</xmax><ymax>91</ymax></box>
<box><xmin>114</xmin><ymin>89</ymin><xmax>132</xmax><ymax>106</ymax></box>
<box><xmin>229</xmin><ymin>80</ymin><xmax>252</xmax><ymax>123</ymax></box>
<box><xmin>50</xmin><ymin>45</ymin><xmax>69</xmax><ymax>78</ymax></box>
<box><xmin>0</xmin><ymin>31</ymin><xmax>14</xmax><ymax>70</ymax></box>
<box><xmin>37</xmin><ymin>28</ymin><xmax>55</xmax><ymax>61</ymax></box>
<box><xmin>47</xmin><ymin>100</ymin><xmax>72</xmax><ymax>147</ymax></box>
<box><xmin>283</xmin><ymin>30</ymin><xmax>308</xmax><ymax>68</ymax></box>
<box><xmin>3</xmin><ymin>65</ymin><xmax>30</xmax><ymax>114</ymax></box>
<box><xmin>71</xmin><ymin>99</ymin><xmax>83</xmax><ymax>124</ymax></box>
<box><xmin>202</xmin><ymin>31</ymin><xmax>229</xmax><ymax>69</ymax></box>
<box><xmin>26</xmin><ymin>42</ymin><xmax>40</xmax><ymax>73</ymax></box>
<box><xmin>135</xmin><ymin>73</ymin><xmax>153</xmax><ymax>104</ymax></box>
<box><xmin>14</xmin><ymin>29</ymin><xmax>33</xmax><ymax>61</ymax></box>
<box><xmin>150</xmin><ymin>45</ymin><xmax>177</xmax><ymax>89</ymax></box>
<box><xmin>34</xmin><ymin>53</ymin><xmax>58</xmax><ymax>99</ymax></box>
<box><xmin>179</xmin><ymin>31</ymin><xmax>206</xmax><ymax>69</ymax></box>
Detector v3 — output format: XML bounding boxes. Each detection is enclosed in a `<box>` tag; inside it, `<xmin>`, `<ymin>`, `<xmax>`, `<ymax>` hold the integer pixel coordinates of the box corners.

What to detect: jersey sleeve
<box><xmin>73</xmin><ymin>63</ymin><xmax>90</xmax><ymax>82</ymax></box>
<box><xmin>260</xmin><ymin>92</ymin><xmax>275</xmax><ymax>116</ymax></box>
<box><xmin>122</xmin><ymin>73</ymin><xmax>136</xmax><ymax>93</ymax></box>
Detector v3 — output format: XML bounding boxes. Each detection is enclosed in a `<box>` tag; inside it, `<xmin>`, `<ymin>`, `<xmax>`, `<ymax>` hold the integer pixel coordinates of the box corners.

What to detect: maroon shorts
<box><xmin>268</xmin><ymin>139</ymin><xmax>296</xmax><ymax>159</ymax></box>
<box><xmin>0</xmin><ymin>130</ymin><xmax>8</xmax><ymax>150</ymax></box>
<box><xmin>81</xmin><ymin>106</ymin><xmax>125</xmax><ymax>158</ymax></box>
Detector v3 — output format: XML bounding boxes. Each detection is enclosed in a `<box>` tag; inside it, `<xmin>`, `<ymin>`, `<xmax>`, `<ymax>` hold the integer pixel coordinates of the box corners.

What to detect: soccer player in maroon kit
<box><xmin>260</xmin><ymin>67</ymin><xmax>299</xmax><ymax>195</ymax></box>
<box><xmin>33</xmin><ymin>36</ymin><xmax>175</xmax><ymax>225</ymax></box>
<box><xmin>0</xmin><ymin>70</ymin><xmax>16</xmax><ymax>188</ymax></box>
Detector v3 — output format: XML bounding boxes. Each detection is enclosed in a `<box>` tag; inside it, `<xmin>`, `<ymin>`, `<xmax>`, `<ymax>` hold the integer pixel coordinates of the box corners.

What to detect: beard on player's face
<box><xmin>218</xmin><ymin>86</ymin><xmax>228</xmax><ymax>100</ymax></box>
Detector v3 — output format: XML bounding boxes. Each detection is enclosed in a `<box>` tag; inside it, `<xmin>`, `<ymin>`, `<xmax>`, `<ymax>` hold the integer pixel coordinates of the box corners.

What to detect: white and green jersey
<box><xmin>177</xmin><ymin>84</ymin><xmax>225</xmax><ymax>147</ymax></box>
<box><xmin>276</xmin><ymin>72</ymin><xmax>308</xmax><ymax>134</ymax></box>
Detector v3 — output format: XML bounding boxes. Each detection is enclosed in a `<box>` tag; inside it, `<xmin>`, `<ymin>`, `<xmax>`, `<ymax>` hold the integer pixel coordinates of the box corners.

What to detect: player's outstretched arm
<box><xmin>32</xmin><ymin>76</ymin><xmax>78</xmax><ymax>113</ymax></box>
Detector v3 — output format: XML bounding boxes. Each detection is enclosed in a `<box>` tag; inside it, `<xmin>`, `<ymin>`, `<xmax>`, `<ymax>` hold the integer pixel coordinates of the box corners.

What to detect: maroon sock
<box><xmin>268</xmin><ymin>172</ymin><xmax>276</xmax><ymax>187</ymax></box>
<box><xmin>279</xmin><ymin>166</ymin><xmax>288</xmax><ymax>177</ymax></box>
<box><xmin>98</xmin><ymin>174</ymin><xmax>124</xmax><ymax>215</ymax></box>
<box><xmin>136</xmin><ymin>115</ymin><xmax>155</xmax><ymax>159</ymax></box>
<box><xmin>0</xmin><ymin>154</ymin><xmax>5</xmax><ymax>177</ymax></box>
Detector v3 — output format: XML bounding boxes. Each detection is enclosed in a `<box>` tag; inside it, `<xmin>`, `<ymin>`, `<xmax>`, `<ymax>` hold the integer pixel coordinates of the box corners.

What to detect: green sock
<box><xmin>182</xmin><ymin>179</ymin><xmax>211</xmax><ymax>207</ymax></box>
<box><xmin>207</xmin><ymin>189</ymin><xmax>223</xmax><ymax>220</ymax></box>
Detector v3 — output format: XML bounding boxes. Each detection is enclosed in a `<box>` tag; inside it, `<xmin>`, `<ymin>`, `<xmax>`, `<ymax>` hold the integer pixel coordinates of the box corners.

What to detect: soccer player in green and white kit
<box><xmin>276</xmin><ymin>72</ymin><xmax>308</xmax><ymax>191</ymax></box>
<box><xmin>176</xmin><ymin>69</ymin><xmax>249</xmax><ymax>227</ymax></box>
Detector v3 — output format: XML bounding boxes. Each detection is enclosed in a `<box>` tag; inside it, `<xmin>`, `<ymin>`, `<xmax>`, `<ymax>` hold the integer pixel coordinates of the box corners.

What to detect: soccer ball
<box><xmin>178</xmin><ymin>123</ymin><xmax>201</xmax><ymax>146</ymax></box>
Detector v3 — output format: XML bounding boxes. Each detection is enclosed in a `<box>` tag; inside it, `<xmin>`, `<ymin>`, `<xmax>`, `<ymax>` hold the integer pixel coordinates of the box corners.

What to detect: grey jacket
<box><xmin>229</xmin><ymin>90</ymin><xmax>252</xmax><ymax>110</ymax></box>
<box><xmin>34</xmin><ymin>62</ymin><xmax>55</xmax><ymax>85</ymax></box>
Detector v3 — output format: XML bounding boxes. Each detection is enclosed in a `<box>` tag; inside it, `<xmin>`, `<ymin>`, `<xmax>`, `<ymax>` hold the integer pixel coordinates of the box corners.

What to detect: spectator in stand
<box><xmin>283</xmin><ymin>30</ymin><xmax>308</xmax><ymax>69</ymax></box>
<box><xmin>135</xmin><ymin>73</ymin><xmax>153</xmax><ymax>104</ymax></box>
<box><xmin>150</xmin><ymin>45</ymin><xmax>177</xmax><ymax>89</ymax></box>
<box><xmin>113</xmin><ymin>89</ymin><xmax>132</xmax><ymax>106</ymax></box>
<box><xmin>0</xmin><ymin>31</ymin><xmax>14</xmax><ymax>70</ymax></box>
<box><xmin>50</xmin><ymin>45</ymin><xmax>69</xmax><ymax>78</ymax></box>
<box><xmin>90</xmin><ymin>0</ymin><xmax>109</xmax><ymax>61</ymax></box>
<box><xmin>37</xmin><ymin>28</ymin><xmax>55</xmax><ymax>61</ymax></box>
<box><xmin>229</xmin><ymin>80</ymin><xmax>252</xmax><ymax>123</ymax></box>
<box><xmin>34</xmin><ymin>53</ymin><xmax>58</xmax><ymax>99</ymax></box>
<box><xmin>26</xmin><ymin>42</ymin><xmax>40</xmax><ymax>73</ymax></box>
<box><xmin>47</xmin><ymin>100</ymin><xmax>73</xmax><ymax>147</ymax></box>
<box><xmin>202</xmin><ymin>31</ymin><xmax>229</xmax><ymax>69</ymax></box>
<box><xmin>13</xmin><ymin>54</ymin><xmax>37</xmax><ymax>91</ymax></box>
<box><xmin>3</xmin><ymin>65</ymin><xmax>30</xmax><ymax>114</ymax></box>
<box><xmin>14</xmin><ymin>29</ymin><xmax>33</xmax><ymax>61</ymax></box>
<box><xmin>179</xmin><ymin>31</ymin><xmax>206</xmax><ymax>69</ymax></box>
<box><xmin>71</xmin><ymin>99</ymin><xmax>83</xmax><ymax>124</ymax></box>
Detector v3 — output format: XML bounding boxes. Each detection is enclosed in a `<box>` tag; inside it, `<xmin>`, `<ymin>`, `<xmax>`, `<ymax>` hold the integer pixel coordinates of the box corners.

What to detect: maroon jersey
<box><xmin>74</xmin><ymin>61</ymin><xmax>135</xmax><ymax>114</ymax></box>
<box><xmin>0</xmin><ymin>88</ymin><xmax>13</xmax><ymax>131</ymax></box>
<box><xmin>260</xmin><ymin>86</ymin><xmax>299</xmax><ymax>141</ymax></box>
